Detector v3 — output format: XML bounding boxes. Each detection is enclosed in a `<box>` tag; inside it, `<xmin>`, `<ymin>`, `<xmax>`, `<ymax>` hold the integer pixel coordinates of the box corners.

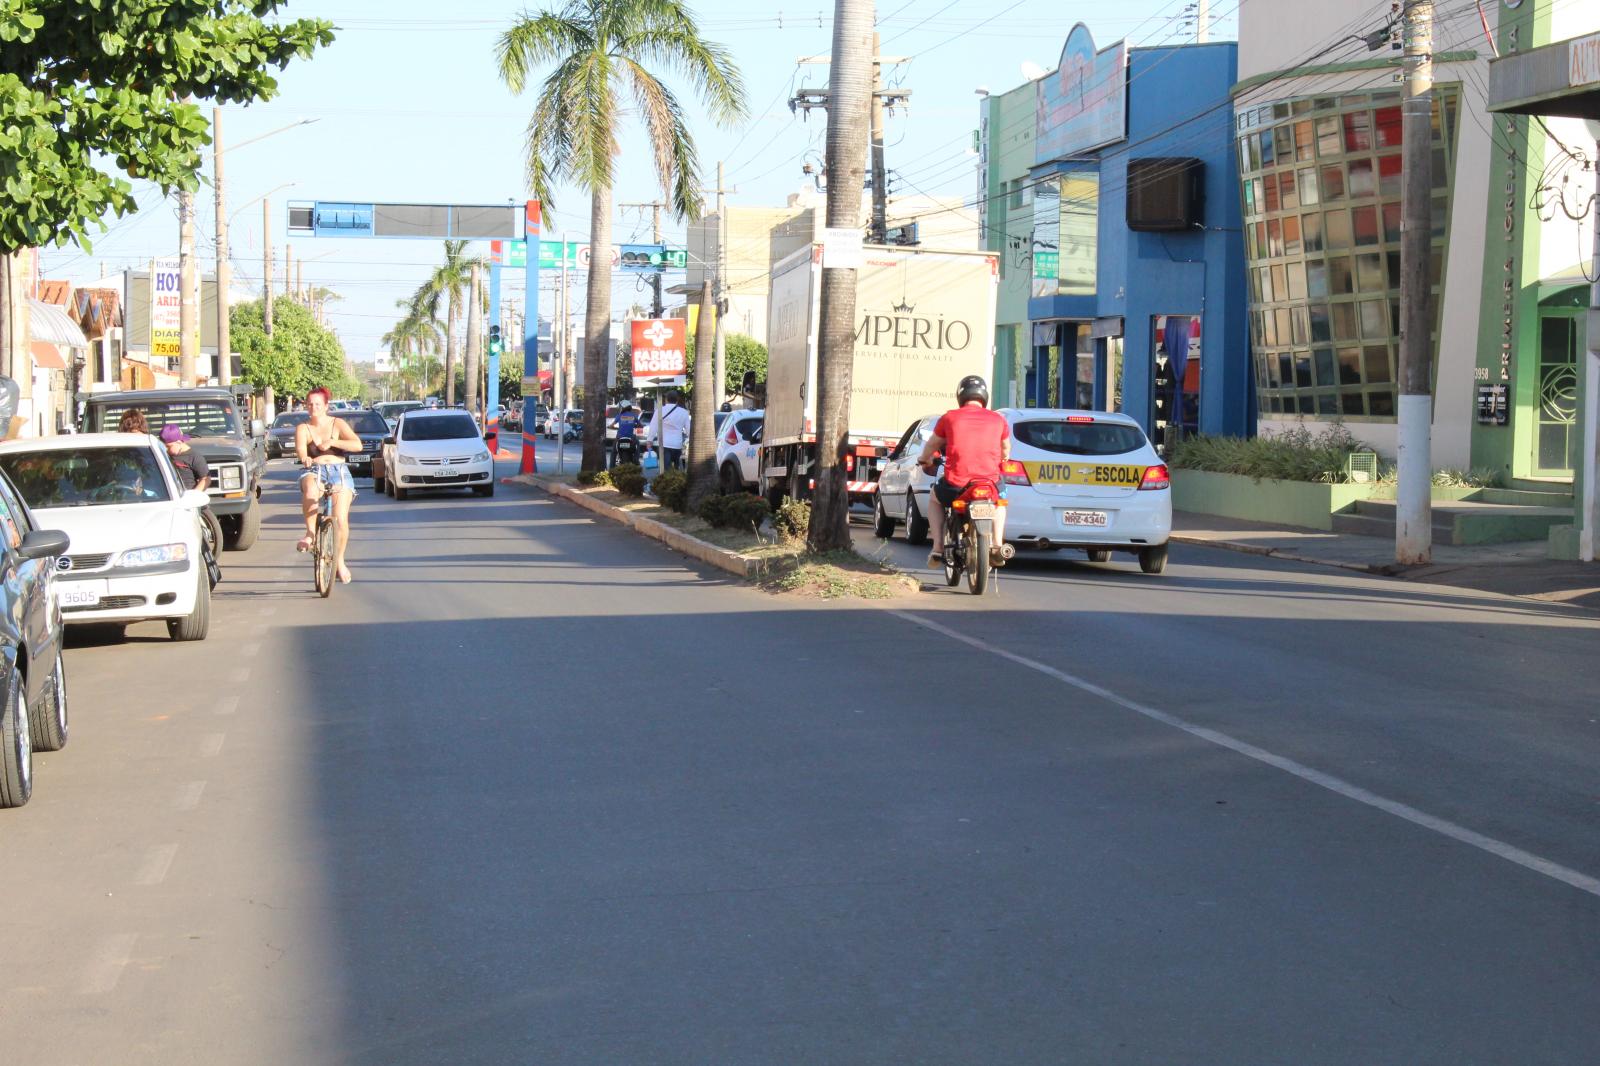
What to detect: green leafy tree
<box><xmin>497</xmin><ymin>0</ymin><xmax>747</xmax><ymax>472</ymax></box>
<box><xmin>231</xmin><ymin>298</ymin><xmax>350</xmax><ymax>399</ymax></box>
<box><xmin>0</xmin><ymin>2</ymin><xmax>333</xmax><ymax>373</ymax></box>
<box><xmin>671</xmin><ymin>332</ymin><xmax>766</xmax><ymax>400</ymax></box>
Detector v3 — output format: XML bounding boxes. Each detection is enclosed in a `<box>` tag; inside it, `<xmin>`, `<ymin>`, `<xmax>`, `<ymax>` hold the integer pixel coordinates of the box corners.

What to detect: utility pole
<box><xmin>263</xmin><ymin>199</ymin><xmax>274</xmax><ymax>338</ymax></box>
<box><xmin>870</xmin><ymin>33</ymin><xmax>888</xmax><ymax>243</ymax></box>
<box><xmin>295</xmin><ymin>259</ymin><xmax>304</xmax><ymax>303</ymax></box>
<box><xmin>178</xmin><ymin>187</ymin><xmax>199</xmax><ymax>386</ymax></box>
<box><xmin>807</xmin><ymin>0</ymin><xmax>873</xmax><ymax>552</ymax></box>
<box><xmin>1195</xmin><ymin>0</ymin><xmax>1210</xmax><ymax>42</ymax></box>
<box><xmin>284</xmin><ymin>244</ymin><xmax>293</xmax><ymax>299</ymax></box>
<box><xmin>212</xmin><ymin>108</ymin><xmax>232</xmax><ymax>388</ymax></box>
<box><xmin>1396</xmin><ymin>0</ymin><xmax>1434</xmax><ymax>565</ymax></box>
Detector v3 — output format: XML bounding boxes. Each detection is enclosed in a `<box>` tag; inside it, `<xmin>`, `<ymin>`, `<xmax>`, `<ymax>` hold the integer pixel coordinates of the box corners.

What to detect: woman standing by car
<box><xmin>295</xmin><ymin>387</ymin><xmax>361</xmax><ymax>584</ymax></box>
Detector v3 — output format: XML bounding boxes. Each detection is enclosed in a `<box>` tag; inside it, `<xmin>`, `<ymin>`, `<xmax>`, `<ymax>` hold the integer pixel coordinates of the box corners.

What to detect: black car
<box><xmin>0</xmin><ymin>467</ymin><xmax>71</xmax><ymax>809</ymax></box>
<box><xmin>266</xmin><ymin>411</ymin><xmax>308</xmax><ymax>459</ymax></box>
<box><xmin>81</xmin><ymin>388</ymin><xmax>266</xmax><ymax>550</ymax></box>
<box><xmin>339</xmin><ymin>409</ymin><xmax>391</xmax><ymax>479</ymax></box>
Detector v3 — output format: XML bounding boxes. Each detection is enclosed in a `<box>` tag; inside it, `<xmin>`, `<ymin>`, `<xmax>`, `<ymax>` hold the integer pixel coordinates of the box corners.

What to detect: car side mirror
<box><xmin>17</xmin><ymin>528</ymin><xmax>68</xmax><ymax>561</ymax></box>
<box><xmin>181</xmin><ymin>489</ymin><xmax>210</xmax><ymax>509</ymax></box>
<box><xmin>251</xmin><ymin>419</ymin><xmax>265</xmax><ymax>437</ymax></box>
<box><xmin>383</xmin><ymin>435</ymin><xmax>395</xmax><ymax>446</ymax></box>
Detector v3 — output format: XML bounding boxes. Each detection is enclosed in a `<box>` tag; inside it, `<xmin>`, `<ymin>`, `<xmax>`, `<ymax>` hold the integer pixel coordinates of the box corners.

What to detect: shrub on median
<box><xmin>698</xmin><ymin>493</ymin><xmax>770</xmax><ymax>533</ymax></box>
<box><xmin>651</xmin><ymin>469</ymin><xmax>689</xmax><ymax>512</ymax></box>
<box><xmin>771</xmin><ymin>497</ymin><xmax>810</xmax><ymax>543</ymax></box>
<box><xmin>576</xmin><ymin>468</ymin><xmax>612</xmax><ymax>487</ymax></box>
<box><xmin>610</xmin><ymin>463</ymin><xmax>647</xmax><ymax>497</ymax></box>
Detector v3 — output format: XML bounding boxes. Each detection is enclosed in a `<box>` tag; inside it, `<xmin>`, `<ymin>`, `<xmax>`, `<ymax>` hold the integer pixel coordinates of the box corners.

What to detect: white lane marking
<box><xmin>215</xmin><ymin>695</ymin><xmax>240</xmax><ymax>717</ymax></box>
<box><xmin>134</xmin><ymin>844</ymin><xmax>179</xmax><ymax>886</ymax></box>
<box><xmin>78</xmin><ymin>934</ymin><xmax>138</xmax><ymax>994</ymax></box>
<box><xmin>888</xmin><ymin>609</ymin><xmax>1600</xmax><ymax>900</ymax></box>
<box><xmin>199</xmin><ymin>733</ymin><xmax>226</xmax><ymax>758</ymax></box>
<box><xmin>240</xmin><ymin>642</ymin><xmax>261</xmax><ymax>659</ymax></box>
<box><xmin>176</xmin><ymin>781</ymin><xmax>206</xmax><ymax>810</ymax></box>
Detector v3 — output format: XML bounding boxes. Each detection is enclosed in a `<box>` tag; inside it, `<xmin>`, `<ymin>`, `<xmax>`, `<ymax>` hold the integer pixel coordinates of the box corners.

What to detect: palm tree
<box><xmin>497</xmin><ymin>0</ymin><xmax>747</xmax><ymax>472</ymax></box>
<box><xmin>415</xmin><ymin>240</ymin><xmax>487</xmax><ymax>406</ymax></box>
<box><xmin>383</xmin><ymin>298</ymin><xmax>444</xmax><ymax>400</ymax></box>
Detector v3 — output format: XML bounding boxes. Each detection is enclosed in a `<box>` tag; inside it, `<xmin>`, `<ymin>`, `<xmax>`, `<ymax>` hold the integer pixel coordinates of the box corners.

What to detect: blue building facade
<box><xmin>1001</xmin><ymin>28</ymin><xmax>1250</xmax><ymax>447</ymax></box>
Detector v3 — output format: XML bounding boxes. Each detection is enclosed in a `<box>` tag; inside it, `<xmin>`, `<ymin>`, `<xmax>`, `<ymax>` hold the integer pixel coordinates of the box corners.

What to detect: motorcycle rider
<box><xmin>917</xmin><ymin>374</ymin><xmax>1011</xmax><ymax>569</ymax></box>
<box><xmin>608</xmin><ymin>402</ymin><xmax>641</xmax><ymax>467</ymax></box>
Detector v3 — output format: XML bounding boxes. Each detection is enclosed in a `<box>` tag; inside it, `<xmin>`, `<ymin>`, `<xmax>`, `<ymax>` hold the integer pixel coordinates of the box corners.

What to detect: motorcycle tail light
<box><xmin>1001</xmin><ymin>460</ymin><xmax>1030</xmax><ymax>486</ymax></box>
<box><xmin>969</xmin><ymin>485</ymin><xmax>993</xmax><ymax>500</ymax></box>
<box><xmin>1139</xmin><ymin>464</ymin><xmax>1171</xmax><ymax>490</ymax></box>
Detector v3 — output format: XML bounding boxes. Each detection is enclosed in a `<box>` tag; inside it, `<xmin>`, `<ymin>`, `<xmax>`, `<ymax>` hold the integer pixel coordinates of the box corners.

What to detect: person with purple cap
<box><xmin>160</xmin><ymin>423</ymin><xmax>210</xmax><ymax>492</ymax></box>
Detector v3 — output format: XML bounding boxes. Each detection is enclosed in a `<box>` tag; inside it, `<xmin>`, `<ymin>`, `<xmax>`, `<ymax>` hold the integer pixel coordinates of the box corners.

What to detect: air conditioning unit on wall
<box><xmin>1126</xmin><ymin>157</ymin><xmax>1205</xmax><ymax>232</ymax></box>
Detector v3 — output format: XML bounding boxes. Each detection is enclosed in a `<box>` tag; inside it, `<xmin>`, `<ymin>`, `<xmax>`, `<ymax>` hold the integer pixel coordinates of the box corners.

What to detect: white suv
<box><xmin>715</xmin><ymin>409</ymin><xmax>763</xmax><ymax>494</ymax></box>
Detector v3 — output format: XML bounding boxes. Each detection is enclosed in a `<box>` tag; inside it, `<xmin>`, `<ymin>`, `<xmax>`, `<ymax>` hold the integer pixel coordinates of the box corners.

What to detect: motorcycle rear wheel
<box><xmin>968</xmin><ymin>527</ymin><xmax>991</xmax><ymax>595</ymax></box>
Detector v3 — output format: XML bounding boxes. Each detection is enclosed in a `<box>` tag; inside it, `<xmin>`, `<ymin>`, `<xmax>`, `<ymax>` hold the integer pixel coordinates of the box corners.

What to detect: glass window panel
<box><xmin>1286</xmin><ymin>261</ymin><xmax>1307</xmax><ymax>301</ymax></box>
<box><xmin>1262</xmin><ymin>310</ymin><xmax>1278</xmax><ymax>346</ymax></box>
<box><xmin>1283</xmin><ymin>215</ymin><xmax>1302</xmax><ymax>255</ymax></box>
<box><xmin>1277</xmin><ymin>354</ymin><xmax>1294</xmax><ymax>384</ymax></box>
<box><xmin>1265</xmin><ymin>354</ymin><xmax>1280</xmax><ymax>385</ymax></box>
<box><xmin>1294</xmin><ymin>353</ymin><xmax>1312</xmax><ymax>388</ymax></box>
<box><xmin>1328</xmin><ymin>256</ymin><xmax>1354</xmax><ymax>294</ymax></box>
<box><xmin>1243</xmin><ymin>177</ymin><xmax>1256</xmax><ymax>216</ymax></box>
<box><xmin>1246</xmin><ymin>222</ymin><xmax>1258</xmax><ymax>260</ymax></box>
<box><xmin>1316</xmin><ymin>116</ymin><xmax>1341</xmax><ymax>156</ymax></box>
<box><xmin>1348</xmin><ymin>158</ymin><xmax>1375</xmax><ymax>198</ymax></box>
<box><xmin>1374</xmin><ymin>106</ymin><xmax>1402</xmax><ymax>148</ymax></box>
<box><xmin>1332</xmin><ymin>302</ymin><xmax>1358</xmax><ymax>341</ymax></box>
<box><xmin>1249</xmin><ymin>270</ymin><xmax>1261</xmax><ymax>302</ymax></box>
<box><xmin>1255</xmin><ymin>222</ymin><xmax>1268</xmax><ymax>258</ymax></box>
<box><xmin>1258</xmin><ymin>265</ymin><xmax>1273</xmax><ymax>301</ymax></box>
<box><xmin>1267</xmin><ymin>219</ymin><xmax>1284</xmax><ymax>256</ymax></box>
<box><xmin>1431</xmin><ymin>193</ymin><xmax>1448</xmax><ymax>239</ymax></box>
<box><xmin>1368</xmin><ymin>390</ymin><xmax>1395</xmax><ymax>417</ymax></box>
<box><xmin>1309</xmin><ymin>305</ymin><xmax>1332</xmax><ymax>343</ymax></box>
<box><xmin>1292</xmin><ymin>99</ymin><xmax>1314</xmax><ymax>116</ymax></box>
<box><xmin>1298</xmin><ymin>168</ymin><xmax>1320</xmax><ymax>207</ymax></box>
<box><xmin>1340</xmin><ymin>389</ymin><xmax>1366</xmax><ymax>416</ymax></box>
<box><xmin>1306</xmin><ymin>260</ymin><xmax>1329</xmax><ymax>298</ymax></box>
<box><xmin>1314</xmin><ymin>347</ymin><xmax>1336</xmax><ymax>386</ymax></box>
<box><xmin>1264</xmin><ymin>176</ymin><xmax>1280</xmax><ymax>212</ymax></box>
<box><xmin>1298</xmin><ymin>394</ymin><xmax>1315</xmax><ymax>415</ymax></box>
<box><xmin>1239</xmin><ymin>139</ymin><xmax>1253</xmax><ymax>174</ymax></box>
<box><xmin>1337</xmin><ymin>347</ymin><xmax>1362</xmax><ymax>384</ymax></box>
<box><xmin>1301</xmin><ymin>211</ymin><xmax>1324</xmax><ymax>253</ymax></box>
<box><xmin>1343</xmin><ymin>110</ymin><xmax>1372</xmax><ymax>151</ymax></box>
<box><xmin>1321</xmin><ymin>164</ymin><xmax>1345</xmax><ymax>201</ymax></box>
<box><xmin>1291</xmin><ymin>306</ymin><xmax>1309</xmax><ymax>344</ymax></box>
<box><xmin>1387</xmin><ymin>251</ymin><xmax>1401</xmax><ymax>289</ymax></box>
<box><xmin>1279</xmin><ymin>171</ymin><xmax>1299</xmax><ymax>211</ymax></box>
<box><xmin>1253</xmin><ymin>177</ymin><xmax>1264</xmax><ymax>208</ymax></box>
<box><xmin>1314</xmin><ymin>96</ymin><xmax>1337</xmax><ymax>111</ymax></box>
<box><xmin>1363</xmin><ymin>345</ymin><xmax>1391</xmax><ymax>383</ymax></box>
<box><xmin>1430</xmin><ymin>249</ymin><xmax>1444</xmax><ymax>289</ymax></box>
<box><xmin>1324</xmin><ymin>209</ymin><xmax>1353</xmax><ymax>250</ymax></box>
<box><xmin>1274</xmin><ymin>125</ymin><xmax>1293</xmax><ymax>161</ymax></box>
<box><xmin>1382</xmin><ymin>202</ymin><xmax>1402</xmax><ymax>243</ymax></box>
<box><xmin>1356</xmin><ymin>252</ymin><xmax>1386</xmax><ymax>292</ymax></box>
<box><xmin>1358</xmin><ymin>300</ymin><xmax>1387</xmax><ymax>339</ymax></box>
<box><xmin>1058</xmin><ymin>170</ymin><xmax>1098</xmax><ymax>296</ymax></box>
<box><xmin>1390</xmin><ymin>298</ymin><xmax>1400</xmax><ymax>335</ymax></box>
<box><xmin>1432</xmin><ymin>148</ymin><xmax>1449</xmax><ymax>189</ymax></box>
<box><xmin>1352</xmin><ymin>205</ymin><xmax>1379</xmax><ymax>246</ymax></box>
<box><xmin>1378</xmin><ymin>154</ymin><xmax>1402</xmax><ymax>196</ymax></box>
<box><xmin>1275</xmin><ymin>308</ymin><xmax>1292</xmax><ymax>346</ymax></box>
<box><xmin>1259</xmin><ymin>130</ymin><xmax>1275</xmax><ymax>166</ymax></box>
<box><xmin>1315</xmin><ymin>392</ymin><xmax>1337</xmax><ymax>415</ymax></box>
<box><xmin>1295</xmin><ymin>119</ymin><xmax>1315</xmax><ymax>161</ymax></box>
<box><xmin>1271</xmin><ymin>263</ymin><xmax>1287</xmax><ymax>300</ymax></box>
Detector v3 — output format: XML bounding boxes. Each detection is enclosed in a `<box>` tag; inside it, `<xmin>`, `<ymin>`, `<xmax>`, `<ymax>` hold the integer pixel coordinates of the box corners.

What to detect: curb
<box><xmin>524</xmin><ymin>476</ymin><xmax>790</xmax><ymax>579</ymax></box>
<box><xmin>1169</xmin><ymin>533</ymin><xmax>1398</xmax><ymax>577</ymax></box>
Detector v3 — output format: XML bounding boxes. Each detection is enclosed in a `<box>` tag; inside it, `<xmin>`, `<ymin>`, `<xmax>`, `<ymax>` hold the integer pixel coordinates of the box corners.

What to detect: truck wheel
<box><xmin>227</xmin><ymin>502</ymin><xmax>261</xmax><ymax>551</ymax></box>
<box><xmin>167</xmin><ymin>569</ymin><xmax>211</xmax><ymax>642</ymax></box>
<box><xmin>1138</xmin><ymin>545</ymin><xmax>1169</xmax><ymax>575</ymax></box>
<box><xmin>28</xmin><ymin>648</ymin><xmax>67</xmax><ymax>752</ymax></box>
<box><xmin>904</xmin><ymin>492</ymin><xmax>930</xmax><ymax>546</ymax></box>
<box><xmin>0</xmin><ymin>666</ymin><xmax>32</xmax><ymax>808</ymax></box>
<box><xmin>873</xmin><ymin>494</ymin><xmax>895</xmax><ymax>538</ymax></box>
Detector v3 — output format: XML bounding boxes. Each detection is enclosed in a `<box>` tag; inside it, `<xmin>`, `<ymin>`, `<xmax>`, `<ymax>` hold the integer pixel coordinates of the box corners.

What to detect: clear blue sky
<box><xmin>41</xmin><ymin>0</ymin><xmax>1238</xmax><ymax>359</ymax></box>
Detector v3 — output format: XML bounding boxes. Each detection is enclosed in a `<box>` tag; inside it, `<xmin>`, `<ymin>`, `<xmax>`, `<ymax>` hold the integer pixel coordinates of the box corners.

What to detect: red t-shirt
<box><xmin>934</xmin><ymin>405</ymin><xmax>1009</xmax><ymax>487</ymax></box>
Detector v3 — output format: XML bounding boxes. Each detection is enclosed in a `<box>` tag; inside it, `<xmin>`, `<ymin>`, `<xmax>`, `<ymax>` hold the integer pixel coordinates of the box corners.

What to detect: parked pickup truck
<box><xmin>81</xmin><ymin>388</ymin><xmax>267</xmax><ymax>550</ymax></box>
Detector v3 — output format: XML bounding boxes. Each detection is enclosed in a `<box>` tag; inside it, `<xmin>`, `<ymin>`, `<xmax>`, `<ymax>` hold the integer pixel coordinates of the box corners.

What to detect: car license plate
<box><xmin>968</xmin><ymin>501</ymin><xmax>997</xmax><ymax>519</ymax></box>
<box><xmin>1061</xmin><ymin>510</ymin><xmax>1109</xmax><ymax>527</ymax></box>
<box><xmin>58</xmin><ymin>586</ymin><xmax>103</xmax><ymax>608</ymax></box>
<box><xmin>430</xmin><ymin>469</ymin><xmax>454</xmax><ymax>478</ymax></box>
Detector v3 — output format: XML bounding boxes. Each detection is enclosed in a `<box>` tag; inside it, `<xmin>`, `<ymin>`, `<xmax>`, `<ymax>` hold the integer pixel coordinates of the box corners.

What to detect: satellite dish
<box><xmin>1021</xmin><ymin>60</ymin><xmax>1047</xmax><ymax>81</ymax></box>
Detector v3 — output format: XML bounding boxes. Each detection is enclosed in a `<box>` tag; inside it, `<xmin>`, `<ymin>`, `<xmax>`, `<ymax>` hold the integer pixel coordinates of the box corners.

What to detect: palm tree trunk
<box><xmin>580</xmin><ymin>184</ymin><xmax>613</xmax><ymax>472</ymax></box>
<box><xmin>444</xmin><ymin>292</ymin><xmax>460</xmax><ymax>406</ymax></box>
<box><xmin>465</xmin><ymin>263</ymin><xmax>482</xmax><ymax>418</ymax></box>
<box><xmin>808</xmin><ymin>0</ymin><xmax>874</xmax><ymax>552</ymax></box>
<box><xmin>686</xmin><ymin>278</ymin><xmax>719</xmax><ymax>508</ymax></box>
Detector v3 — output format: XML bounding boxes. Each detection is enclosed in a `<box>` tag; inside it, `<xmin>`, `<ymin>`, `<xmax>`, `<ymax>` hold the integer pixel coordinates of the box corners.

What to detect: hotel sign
<box><xmin>1035</xmin><ymin>24</ymin><xmax>1127</xmax><ymax>164</ymax></box>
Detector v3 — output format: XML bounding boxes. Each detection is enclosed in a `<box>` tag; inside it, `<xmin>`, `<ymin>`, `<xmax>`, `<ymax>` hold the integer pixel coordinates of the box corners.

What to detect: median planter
<box><xmin>1171</xmin><ymin>468</ymin><xmax>1377</xmax><ymax>531</ymax></box>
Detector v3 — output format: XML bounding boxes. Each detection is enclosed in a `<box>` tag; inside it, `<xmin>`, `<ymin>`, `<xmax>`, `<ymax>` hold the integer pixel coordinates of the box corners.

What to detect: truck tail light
<box><xmin>1001</xmin><ymin>459</ymin><xmax>1030</xmax><ymax>486</ymax></box>
<box><xmin>845</xmin><ymin>453</ymin><xmax>855</xmax><ymax>474</ymax></box>
<box><xmin>1139</xmin><ymin>464</ymin><xmax>1171</xmax><ymax>490</ymax></box>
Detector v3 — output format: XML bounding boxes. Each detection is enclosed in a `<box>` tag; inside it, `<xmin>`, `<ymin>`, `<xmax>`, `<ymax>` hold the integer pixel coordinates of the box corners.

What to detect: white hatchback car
<box><xmin>382</xmin><ymin>409</ymin><xmax>495</xmax><ymax>499</ymax></box>
<box><xmin>0</xmin><ymin>433</ymin><xmax>213</xmax><ymax>638</ymax></box>
<box><xmin>715</xmin><ymin>409</ymin><xmax>763</xmax><ymax>494</ymax></box>
<box><xmin>874</xmin><ymin>408</ymin><xmax>1172</xmax><ymax>573</ymax></box>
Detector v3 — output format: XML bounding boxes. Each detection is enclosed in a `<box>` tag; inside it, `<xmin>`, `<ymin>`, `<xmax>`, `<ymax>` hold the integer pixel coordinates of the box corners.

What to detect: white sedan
<box><xmin>874</xmin><ymin>408</ymin><xmax>1173</xmax><ymax>574</ymax></box>
<box><xmin>715</xmin><ymin>409</ymin><xmax>763</xmax><ymax>494</ymax></box>
<box><xmin>381</xmin><ymin>409</ymin><xmax>496</xmax><ymax>499</ymax></box>
<box><xmin>0</xmin><ymin>433</ymin><xmax>213</xmax><ymax>638</ymax></box>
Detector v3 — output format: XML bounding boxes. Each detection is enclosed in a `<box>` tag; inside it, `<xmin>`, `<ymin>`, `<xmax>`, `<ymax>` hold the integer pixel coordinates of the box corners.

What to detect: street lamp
<box><xmin>213</xmin><ymin>114</ymin><xmax>319</xmax><ymax>386</ymax></box>
<box><xmin>230</xmin><ymin>182</ymin><xmax>296</xmax><ymax>226</ymax></box>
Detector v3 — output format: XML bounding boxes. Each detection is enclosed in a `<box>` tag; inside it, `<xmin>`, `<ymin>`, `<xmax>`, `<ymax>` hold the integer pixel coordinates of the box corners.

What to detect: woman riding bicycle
<box><xmin>295</xmin><ymin>387</ymin><xmax>362</xmax><ymax>584</ymax></box>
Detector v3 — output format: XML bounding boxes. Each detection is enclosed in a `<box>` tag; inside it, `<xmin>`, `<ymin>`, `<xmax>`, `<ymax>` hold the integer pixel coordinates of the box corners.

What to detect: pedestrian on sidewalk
<box><xmin>648</xmin><ymin>390</ymin><xmax>690</xmax><ymax>470</ymax></box>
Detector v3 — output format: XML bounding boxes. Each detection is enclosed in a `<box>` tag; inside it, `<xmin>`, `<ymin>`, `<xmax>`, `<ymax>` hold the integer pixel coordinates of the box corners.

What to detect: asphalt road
<box><xmin>5</xmin><ymin>458</ymin><xmax>1599</xmax><ymax>1064</ymax></box>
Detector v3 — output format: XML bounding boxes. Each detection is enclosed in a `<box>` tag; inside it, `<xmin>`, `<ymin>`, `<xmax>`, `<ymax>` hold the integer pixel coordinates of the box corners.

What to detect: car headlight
<box><xmin>473</xmin><ymin>451</ymin><xmax>491</xmax><ymax>463</ymax></box>
<box><xmin>217</xmin><ymin>466</ymin><xmax>244</xmax><ymax>491</ymax></box>
<box><xmin>401</xmin><ymin>453</ymin><xmax>425</xmax><ymax>466</ymax></box>
<box><xmin>115</xmin><ymin>543</ymin><xmax>188</xmax><ymax>567</ymax></box>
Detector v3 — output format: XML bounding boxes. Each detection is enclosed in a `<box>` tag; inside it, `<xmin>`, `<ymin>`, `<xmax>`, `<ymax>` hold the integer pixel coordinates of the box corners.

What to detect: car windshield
<box><xmin>1012</xmin><ymin>419</ymin><xmax>1148</xmax><ymax>457</ymax></box>
<box><xmin>96</xmin><ymin>399</ymin><xmax>240</xmax><ymax>437</ymax></box>
<box><xmin>401</xmin><ymin>415</ymin><xmax>479</xmax><ymax>441</ymax></box>
<box><xmin>272</xmin><ymin>413</ymin><xmax>308</xmax><ymax>430</ymax></box>
<box><xmin>0</xmin><ymin>447</ymin><xmax>172</xmax><ymax>508</ymax></box>
<box><xmin>343</xmin><ymin>412</ymin><xmax>389</xmax><ymax>434</ymax></box>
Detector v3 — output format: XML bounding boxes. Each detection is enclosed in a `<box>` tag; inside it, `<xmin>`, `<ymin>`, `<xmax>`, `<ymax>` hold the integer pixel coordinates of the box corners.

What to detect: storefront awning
<box><xmin>29</xmin><ymin>342</ymin><xmax>67</xmax><ymax>370</ymax></box>
<box><xmin>28</xmin><ymin>299</ymin><xmax>88</xmax><ymax>348</ymax></box>
<box><xmin>1487</xmin><ymin>32</ymin><xmax>1600</xmax><ymax>119</ymax></box>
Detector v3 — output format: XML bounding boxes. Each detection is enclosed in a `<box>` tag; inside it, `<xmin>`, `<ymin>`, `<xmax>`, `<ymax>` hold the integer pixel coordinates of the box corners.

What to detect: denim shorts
<box><xmin>300</xmin><ymin>463</ymin><xmax>356</xmax><ymax>496</ymax></box>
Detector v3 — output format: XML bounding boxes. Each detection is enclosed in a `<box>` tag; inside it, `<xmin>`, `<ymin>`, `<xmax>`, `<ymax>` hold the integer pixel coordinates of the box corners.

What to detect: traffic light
<box><xmin>487</xmin><ymin>324</ymin><xmax>503</xmax><ymax>358</ymax></box>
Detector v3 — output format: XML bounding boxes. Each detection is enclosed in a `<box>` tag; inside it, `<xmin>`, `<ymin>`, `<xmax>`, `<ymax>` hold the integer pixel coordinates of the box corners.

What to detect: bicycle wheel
<box><xmin>315</xmin><ymin>519</ymin><xmax>334</xmax><ymax>597</ymax></box>
<box><xmin>968</xmin><ymin>527</ymin><xmax>991</xmax><ymax>596</ymax></box>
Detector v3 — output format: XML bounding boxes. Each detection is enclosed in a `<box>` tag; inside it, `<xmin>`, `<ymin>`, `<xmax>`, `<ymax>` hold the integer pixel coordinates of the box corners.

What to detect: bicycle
<box><xmin>311</xmin><ymin>487</ymin><xmax>335</xmax><ymax>598</ymax></box>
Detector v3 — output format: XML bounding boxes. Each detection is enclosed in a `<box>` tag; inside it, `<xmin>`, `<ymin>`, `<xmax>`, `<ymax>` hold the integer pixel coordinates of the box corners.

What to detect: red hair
<box><xmin>307</xmin><ymin>387</ymin><xmax>332</xmax><ymax>406</ymax></box>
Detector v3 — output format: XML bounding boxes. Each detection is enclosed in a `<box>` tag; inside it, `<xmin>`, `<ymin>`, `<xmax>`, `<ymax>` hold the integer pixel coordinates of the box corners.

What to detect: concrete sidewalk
<box><xmin>1172</xmin><ymin>511</ymin><xmax>1600</xmax><ymax>611</ymax></box>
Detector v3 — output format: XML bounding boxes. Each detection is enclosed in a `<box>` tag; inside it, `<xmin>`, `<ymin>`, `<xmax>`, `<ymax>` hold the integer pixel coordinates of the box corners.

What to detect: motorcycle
<box><xmin>930</xmin><ymin>461</ymin><xmax>1005</xmax><ymax>596</ymax></box>
<box><xmin>612</xmin><ymin>434</ymin><xmax>640</xmax><ymax>467</ymax></box>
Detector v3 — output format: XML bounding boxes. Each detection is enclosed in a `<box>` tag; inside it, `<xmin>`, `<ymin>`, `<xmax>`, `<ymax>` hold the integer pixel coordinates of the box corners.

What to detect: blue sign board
<box><xmin>312</xmin><ymin>202</ymin><xmax>375</xmax><ymax>237</ymax></box>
